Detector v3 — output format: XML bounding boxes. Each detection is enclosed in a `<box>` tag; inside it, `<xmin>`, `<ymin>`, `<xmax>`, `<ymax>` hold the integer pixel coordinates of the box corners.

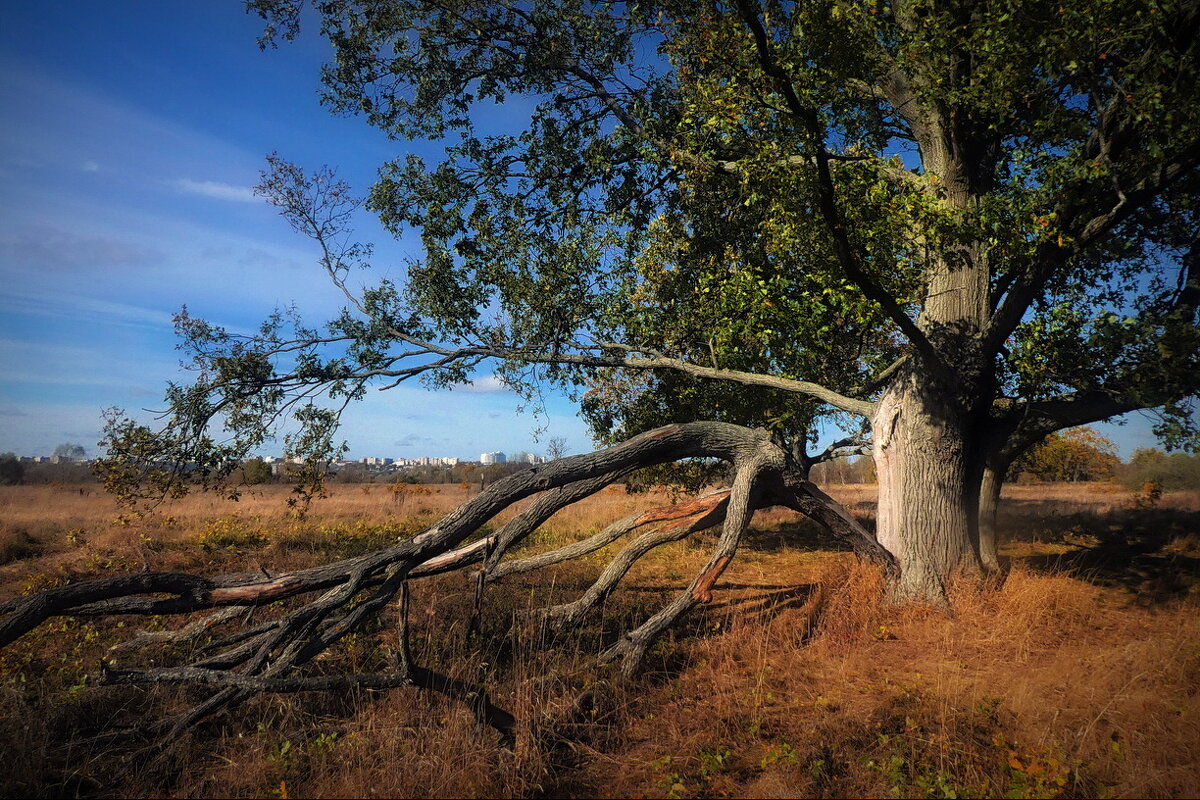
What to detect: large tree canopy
<box><xmin>70</xmin><ymin>0</ymin><xmax>1200</xmax><ymax>625</ymax></box>
<box><xmin>109</xmin><ymin>0</ymin><xmax>1196</xmax><ymax>574</ymax></box>
<box><xmin>98</xmin><ymin>0</ymin><xmax>1200</xmax><ymax>583</ymax></box>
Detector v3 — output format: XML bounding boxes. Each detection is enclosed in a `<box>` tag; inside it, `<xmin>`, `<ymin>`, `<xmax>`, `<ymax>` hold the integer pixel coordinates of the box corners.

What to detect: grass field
<box><xmin>1</xmin><ymin>481</ymin><xmax>1198</xmax><ymax>798</ymax></box>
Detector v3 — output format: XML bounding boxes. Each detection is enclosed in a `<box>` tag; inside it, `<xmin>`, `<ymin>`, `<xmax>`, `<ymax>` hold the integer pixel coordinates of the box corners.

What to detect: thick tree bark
<box><xmin>977</xmin><ymin>461</ymin><xmax>1004</xmax><ymax>574</ymax></box>
<box><xmin>872</xmin><ymin>378</ymin><xmax>984</xmax><ymax>603</ymax></box>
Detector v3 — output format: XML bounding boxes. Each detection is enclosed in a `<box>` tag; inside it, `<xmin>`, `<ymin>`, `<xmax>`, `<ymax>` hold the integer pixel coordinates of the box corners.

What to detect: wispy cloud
<box><xmin>394</xmin><ymin>433</ymin><xmax>438</xmax><ymax>449</ymax></box>
<box><xmin>0</xmin><ymin>288</ymin><xmax>175</xmax><ymax>331</ymax></box>
<box><xmin>171</xmin><ymin>178</ymin><xmax>259</xmax><ymax>203</ymax></box>
<box><xmin>0</xmin><ymin>61</ymin><xmax>263</xmax><ymax>200</ymax></box>
<box><xmin>0</xmin><ymin>337</ymin><xmax>177</xmax><ymax>388</ymax></box>
<box><xmin>0</xmin><ymin>222</ymin><xmax>165</xmax><ymax>271</ymax></box>
<box><xmin>455</xmin><ymin>374</ymin><xmax>511</xmax><ymax>394</ymax></box>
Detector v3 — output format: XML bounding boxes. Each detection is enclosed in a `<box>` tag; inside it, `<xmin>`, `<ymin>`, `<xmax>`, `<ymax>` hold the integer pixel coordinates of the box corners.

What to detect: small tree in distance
<box><xmin>545</xmin><ymin>437</ymin><xmax>569</xmax><ymax>462</ymax></box>
<box><xmin>237</xmin><ymin>457</ymin><xmax>273</xmax><ymax>486</ymax></box>
<box><xmin>810</xmin><ymin>454</ymin><xmax>876</xmax><ymax>485</ymax></box>
<box><xmin>1011</xmin><ymin>427</ymin><xmax>1120</xmax><ymax>483</ymax></box>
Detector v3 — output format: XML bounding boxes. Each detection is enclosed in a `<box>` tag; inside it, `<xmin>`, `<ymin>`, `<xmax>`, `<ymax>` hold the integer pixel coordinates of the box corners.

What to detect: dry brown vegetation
<box><xmin>1</xmin><ymin>481</ymin><xmax>1198</xmax><ymax>798</ymax></box>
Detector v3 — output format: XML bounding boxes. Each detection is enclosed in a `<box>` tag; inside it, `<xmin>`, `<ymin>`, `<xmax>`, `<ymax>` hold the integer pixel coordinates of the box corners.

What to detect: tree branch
<box><xmin>986</xmin><ymin>389</ymin><xmax>1142</xmax><ymax>465</ymax></box>
<box><xmin>536</xmin><ymin>491</ymin><xmax>729</xmax><ymax>629</ymax></box>
<box><xmin>3</xmin><ymin>421</ymin><xmax>894</xmax><ymax>743</ymax></box>
<box><xmin>987</xmin><ymin>157</ymin><xmax>1198</xmax><ymax>355</ymax></box>
<box><xmin>732</xmin><ymin>0</ymin><xmax>945</xmax><ymax>374</ymax></box>
<box><xmin>599</xmin><ymin>457</ymin><xmax>766</xmax><ymax>676</ymax></box>
<box><xmin>984</xmin><ymin>0</ymin><xmax>1200</xmax><ymax>355</ymax></box>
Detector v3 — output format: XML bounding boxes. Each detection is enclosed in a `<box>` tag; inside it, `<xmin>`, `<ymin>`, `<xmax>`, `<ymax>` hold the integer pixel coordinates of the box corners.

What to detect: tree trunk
<box><xmin>977</xmin><ymin>461</ymin><xmax>1004</xmax><ymax>574</ymax></box>
<box><xmin>872</xmin><ymin>379</ymin><xmax>984</xmax><ymax>603</ymax></box>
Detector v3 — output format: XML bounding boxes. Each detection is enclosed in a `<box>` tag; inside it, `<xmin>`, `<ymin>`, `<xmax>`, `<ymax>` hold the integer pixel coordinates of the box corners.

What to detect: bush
<box><xmin>1118</xmin><ymin>448</ymin><xmax>1200</xmax><ymax>491</ymax></box>
<box><xmin>0</xmin><ymin>453</ymin><xmax>24</xmax><ymax>486</ymax></box>
<box><xmin>238</xmin><ymin>458</ymin><xmax>273</xmax><ymax>485</ymax></box>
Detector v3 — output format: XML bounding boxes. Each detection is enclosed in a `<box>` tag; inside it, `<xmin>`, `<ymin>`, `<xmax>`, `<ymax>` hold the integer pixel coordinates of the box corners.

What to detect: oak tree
<box><xmin>234</xmin><ymin>0</ymin><xmax>1198</xmax><ymax>597</ymax></box>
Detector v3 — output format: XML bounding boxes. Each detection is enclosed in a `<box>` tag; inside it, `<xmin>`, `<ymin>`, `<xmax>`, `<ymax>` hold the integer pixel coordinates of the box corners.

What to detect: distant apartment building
<box><xmin>510</xmin><ymin>451</ymin><xmax>543</xmax><ymax>464</ymax></box>
<box><xmin>480</xmin><ymin>451</ymin><xmax>506</xmax><ymax>465</ymax></box>
<box><xmin>360</xmin><ymin>457</ymin><xmax>393</xmax><ymax>466</ymax></box>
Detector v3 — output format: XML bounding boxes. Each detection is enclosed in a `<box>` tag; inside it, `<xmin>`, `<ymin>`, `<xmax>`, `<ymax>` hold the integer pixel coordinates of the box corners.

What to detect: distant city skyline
<box><xmin>0</xmin><ymin>443</ymin><xmax>554</xmax><ymax>465</ymax></box>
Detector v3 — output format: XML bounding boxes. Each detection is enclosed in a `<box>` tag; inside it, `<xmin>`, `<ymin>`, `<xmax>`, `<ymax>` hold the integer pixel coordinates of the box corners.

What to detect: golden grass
<box><xmin>1</xmin><ymin>481</ymin><xmax>1198</xmax><ymax>798</ymax></box>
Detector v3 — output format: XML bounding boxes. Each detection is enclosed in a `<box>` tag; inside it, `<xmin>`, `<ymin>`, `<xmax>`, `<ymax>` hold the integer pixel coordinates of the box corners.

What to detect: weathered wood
<box><xmin>601</xmin><ymin>457</ymin><xmax>771</xmax><ymax>676</ymax></box>
<box><xmin>537</xmin><ymin>491</ymin><xmax>731</xmax><ymax>628</ymax></box>
<box><xmin>0</xmin><ymin>421</ymin><xmax>894</xmax><ymax>740</ymax></box>
<box><xmin>692</xmin><ymin>555</ymin><xmax>733</xmax><ymax>603</ymax></box>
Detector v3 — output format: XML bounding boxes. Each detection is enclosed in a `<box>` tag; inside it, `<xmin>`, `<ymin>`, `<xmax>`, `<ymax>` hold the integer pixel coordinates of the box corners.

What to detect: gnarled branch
<box><xmin>2</xmin><ymin>422</ymin><xmax>894</xmax><ymax>742</ymax></box>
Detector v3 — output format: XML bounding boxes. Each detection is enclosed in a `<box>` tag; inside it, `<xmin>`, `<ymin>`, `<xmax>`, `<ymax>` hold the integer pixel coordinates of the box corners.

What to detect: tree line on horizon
<box><xmin>3</xmin><ymin>426</ymin><xmax>1197</xmax><ymax>491</ymax></box>
<box><xmin>814</xmin><ymin>426</ymin><xmax>1200</xmax><ymax>489</ymax></box>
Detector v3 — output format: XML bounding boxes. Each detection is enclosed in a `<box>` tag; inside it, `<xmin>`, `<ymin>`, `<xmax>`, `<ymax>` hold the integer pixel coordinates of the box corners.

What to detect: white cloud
<box><xmin>81</xmin><ymin>160</ymin><xmax>100</xmax><ymax>172</ymax></box>
<box><xmin>454</xmin><ymin>374</ymin><xmax>510</xmax><ymax>394</ymax></box>
<box><xmin>171</xmin><ymin>178</ymin><xmax>259</xmax><ymax>203</ymax></box>
<box><xmin>0</xmin><ymin>288</ymin><xmax>175</xmax><ymax>331</ymax></box>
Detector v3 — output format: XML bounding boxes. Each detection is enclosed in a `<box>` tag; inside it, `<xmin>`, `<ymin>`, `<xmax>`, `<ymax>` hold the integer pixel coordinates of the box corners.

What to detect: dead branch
<box><xmin>599</xmin><ymin>457</ymin><xmax>768</xmax><ymax>676</ymax></box>
<box><xmin>536</xmin><ymin>490</ymin><xmax>731</xmax><ymax>628</ymax></box>
<box><xmin>0</xmin><ymin>422</ymin><xmax>895</xmax><ymax>742</ymax></box>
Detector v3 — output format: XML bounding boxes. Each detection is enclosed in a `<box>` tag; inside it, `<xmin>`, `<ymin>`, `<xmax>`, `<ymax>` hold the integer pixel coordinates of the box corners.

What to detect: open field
<box><xmin>1</xmin><ymin>481</ymin><xmax>1199</xmax><ymax>798</ymax></box>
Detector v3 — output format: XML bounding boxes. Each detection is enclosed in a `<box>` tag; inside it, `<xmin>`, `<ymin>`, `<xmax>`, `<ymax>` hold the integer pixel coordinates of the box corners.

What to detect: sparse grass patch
<box><xmin>194</xmin><ymin>515</ymin><xmax>271</xmax><ymax>552</ymax></box>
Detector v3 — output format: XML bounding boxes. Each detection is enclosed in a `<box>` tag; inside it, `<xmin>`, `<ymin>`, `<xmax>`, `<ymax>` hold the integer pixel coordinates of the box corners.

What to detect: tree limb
<box><xmin>732</xmin><ymin>0</ymin><xmax>945</xmax><ymax>375</ymax></box>
<box><xmin>3</xmin><ymin>422</ymin><xmax>892</xmax><ymax>741</ymax></box>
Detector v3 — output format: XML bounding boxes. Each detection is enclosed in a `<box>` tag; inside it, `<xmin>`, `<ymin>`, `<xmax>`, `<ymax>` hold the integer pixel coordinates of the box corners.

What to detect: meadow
<box><xmin>0</xmin><ymin>480</ymin><xmax>1198</xmax><ymax>798</ymax></box>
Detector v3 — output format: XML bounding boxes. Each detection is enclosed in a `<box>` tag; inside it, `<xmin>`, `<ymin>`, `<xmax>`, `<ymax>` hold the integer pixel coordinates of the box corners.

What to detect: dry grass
<box><xmin>1</xmin><ymin>481</ymin><xmax>1198</xmax><ymax>798</ymax></box>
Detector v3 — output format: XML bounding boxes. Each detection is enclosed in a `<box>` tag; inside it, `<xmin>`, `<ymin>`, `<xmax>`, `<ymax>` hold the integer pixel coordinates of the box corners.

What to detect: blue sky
<box><xmin>0</xmin><ymin>2</ymin><xmax>594</xmax><ymax>461</ymax></box>
<box><xmin>0</xmin><ymin>3</ymin><xmax>1179</xmax><ymax>462</ymax></box>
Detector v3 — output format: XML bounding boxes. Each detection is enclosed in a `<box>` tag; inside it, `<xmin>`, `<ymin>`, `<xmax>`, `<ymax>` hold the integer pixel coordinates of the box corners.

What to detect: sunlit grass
<box><xmin>0</xmin><ymin>481</ymin><xmax>1197</xmax><ymax>797</ymax></box>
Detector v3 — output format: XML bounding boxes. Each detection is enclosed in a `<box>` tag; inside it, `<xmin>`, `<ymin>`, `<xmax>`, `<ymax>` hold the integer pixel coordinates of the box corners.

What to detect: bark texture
<box><xmin>977</xmin><ymin>462</ymin><xmax>1005</xmax><ymax>574</ymax></box>
<box><xmin>873</xmin><ymin>378</ymin><xmax>983</xmax><ymax>602</ymax></box>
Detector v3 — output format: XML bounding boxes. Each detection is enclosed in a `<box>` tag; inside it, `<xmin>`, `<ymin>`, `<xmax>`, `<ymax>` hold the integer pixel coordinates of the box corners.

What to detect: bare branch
<box><xmin>599</xmin><ymin>457</ymin><xmax>767</xmax><ymax>676</ymax></box>
<box><xmin>537</xmin><ymin>491</ymin><xmax>730</xmax><ymax>628</ymax></box>
<box><xmin>3</xmin><ymin>422</ymin><xmax>893</xmax><ymax>743</ymax></box>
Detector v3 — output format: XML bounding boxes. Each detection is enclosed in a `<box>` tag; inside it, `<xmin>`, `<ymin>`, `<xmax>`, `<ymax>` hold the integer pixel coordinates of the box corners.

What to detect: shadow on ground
<box><xmin>751</xmin><ymin>495</ymin><xmax>1200</xmax><ymax>606</ymax></box>
<box><xmin>741</xmin><ymin>518</ymin><xmax>860</xmax><ymax>553</ymax></box>
<box><xmin>1005</xmin><ymin>507</ymin><xmax>1200</xmax><ymax>605</ymax></box>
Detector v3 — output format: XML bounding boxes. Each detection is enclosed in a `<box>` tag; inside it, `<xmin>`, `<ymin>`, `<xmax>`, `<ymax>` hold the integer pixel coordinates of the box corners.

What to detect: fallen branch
<box><xmin>0</xmin><ymin>422</ymin><xmax>895</xmax><ymax>742</ymax></box>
